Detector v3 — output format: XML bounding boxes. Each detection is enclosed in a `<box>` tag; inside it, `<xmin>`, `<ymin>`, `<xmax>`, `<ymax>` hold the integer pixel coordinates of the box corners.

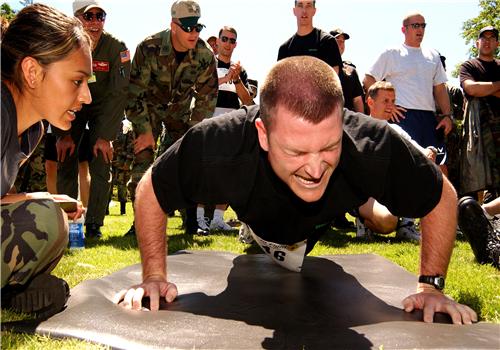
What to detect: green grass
<box><xmin>2</xmin><ymin>203</ymin><xmax>499</xmax><ymax>349</ymax></box>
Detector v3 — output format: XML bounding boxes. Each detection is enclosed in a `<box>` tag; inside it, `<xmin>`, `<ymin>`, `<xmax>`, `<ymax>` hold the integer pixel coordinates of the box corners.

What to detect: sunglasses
<box><xmin>406</xmin><ymin>22</ymin><xmax>427</xmax><ymax>29</ymax></box>
<box><xmin>174</xmin><ymin>22</ymin><xmax>205</xmax><ymax>33</ymax></box>
<box><xmin>220</xmin><ymin>36</ymin><xmax>236</xmax><ymax>44</ymax></box>
<box><xmin>81</xmin><ymin>12</ymin><xmax>106</xmax><ymax>22</ymax></box>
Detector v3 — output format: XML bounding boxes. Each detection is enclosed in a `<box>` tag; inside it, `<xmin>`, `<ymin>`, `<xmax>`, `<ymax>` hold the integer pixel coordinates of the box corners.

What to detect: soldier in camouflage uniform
<box><xmin>55</xmin><ymin>0</ymin><xmax>131</xmax><ymax>239</ymax></box>
<box><xmin>110</xmin><ymin>118</ymin><xmax>134</xmax><ymax>215</ymax></box>
<box><xmin>125</xmin><ymin>0</ymin><xmax>218</xmax><ymax>236</ymax></box>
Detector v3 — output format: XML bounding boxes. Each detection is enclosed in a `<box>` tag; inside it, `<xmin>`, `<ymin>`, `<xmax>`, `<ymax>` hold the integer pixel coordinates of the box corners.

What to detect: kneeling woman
<box><xmin>1</xmin><ymin>3</ymin><xmax>92</xmax><ymax>318</ymax></box>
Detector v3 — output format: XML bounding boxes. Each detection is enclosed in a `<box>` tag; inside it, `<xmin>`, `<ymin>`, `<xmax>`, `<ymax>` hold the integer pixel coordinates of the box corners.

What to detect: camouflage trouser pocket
<box><xmin>1</xmin><ymin>198</ymin><xmax>68</xmax><ymax>288</ymax></box>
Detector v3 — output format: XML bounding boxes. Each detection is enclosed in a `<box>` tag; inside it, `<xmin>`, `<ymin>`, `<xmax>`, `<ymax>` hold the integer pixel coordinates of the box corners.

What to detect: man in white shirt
<box><xmin>363</xmin><ymin>12</ymin><xmax>452</xmax><ymax>169</ymax></box>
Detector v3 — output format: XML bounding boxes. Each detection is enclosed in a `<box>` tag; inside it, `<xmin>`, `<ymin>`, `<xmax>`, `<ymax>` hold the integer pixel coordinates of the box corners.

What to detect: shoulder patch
<box><xmin>120</xmin><ymin>50</ymin><xmax>130</xmax><ymax>63</ymax></box>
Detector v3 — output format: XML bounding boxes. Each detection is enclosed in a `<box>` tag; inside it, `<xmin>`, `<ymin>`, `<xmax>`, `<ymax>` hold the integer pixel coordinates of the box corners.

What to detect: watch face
<box><xmin>435</xmin><ymin>277</ymin><xmax>445</xmax><ymax>290</ymax></box>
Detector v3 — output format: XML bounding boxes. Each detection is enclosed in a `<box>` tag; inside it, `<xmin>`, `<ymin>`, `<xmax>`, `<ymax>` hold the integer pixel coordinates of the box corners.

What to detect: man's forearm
<box><xmin>462</xmin><ymin>80</ymin><xmax>500</xmax><ymax>98</ymax></box>
<box><xmin>433</xmin><ymin>84</ymin><xmax>451</xmax><ymax>116</ymax></box>
<box><xmin>419</xmin><ymin>176</ymin><xmax>457</xmax><ymax>277</ymax></box>
<box><xmin>363</xmin><ymin>74</ymin><xmax>376</xmax><ymax>93</ymax></box>
<box><xmin>235</xmin><ymin>81</ymin><xmax>254</xmax><ymax>106</ymax></box>
<box><xmin>135</xmin><ymin>168</ymin><xmax>168</xmax><ymax>281</ymax></box>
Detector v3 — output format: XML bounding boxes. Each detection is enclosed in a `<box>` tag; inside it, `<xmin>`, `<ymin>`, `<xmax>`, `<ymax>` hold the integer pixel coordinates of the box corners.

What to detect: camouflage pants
<box><xmin>128</xmin><ymin>119</ymin><xmax>190</xmax><ymax>202</ymax></box>
<box><xmin>1</xmin><ymin>198</ymin><xmax>68</xmax><ymax>288</ymax></box>
<box><xmin>112</xmin><ymin>167</ymin><xmax>130</xmax><ymax>203</ymax></box>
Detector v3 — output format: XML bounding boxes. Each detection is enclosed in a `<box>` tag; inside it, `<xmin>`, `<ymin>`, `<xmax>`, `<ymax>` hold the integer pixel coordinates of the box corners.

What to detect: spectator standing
<box><xmin>330</xmin><ymin>28</ymin><xmax>364</xmax><ymax>113</ymax></box>
<box><xmin>55</xmin><ymin>0</ymin><xmax>131</xmax><ymax>239</ymax></box>
<box><xmin>363</xmin><ymin>12</ymin><xmax>453</xmax><ymax>168</ymax></box>
<box><xmin>459</xmin><ymin>26</ymin><xmax>500</xmax><ymax>198</ymax></box>
<box><xmin>196</xmin><ymin>26</ymin><xmax>253</xmax><ymax>234</ymax></box>
<box><xmin>125</xmin><ymin>0</ymin><xmax>218</xmax><ymax>236</ymax></box>
<box><xmin>277</xmin><ymin>0</ymin><xmax>341</xmax><ymax>75</ymax></box>
<box><xmin>207</xmin><ymin>35</ymin><xmax>218</xmax><ymax>54</ymax></box>
<box><xmin>278</xmin><ymin>0</ymin><xmax>347</xmax><ymax>229</ymax></box>
<box><xmin>363</xmin><ymin>12</ymin><xmax>452</xmax><ymax>235</ymax></box>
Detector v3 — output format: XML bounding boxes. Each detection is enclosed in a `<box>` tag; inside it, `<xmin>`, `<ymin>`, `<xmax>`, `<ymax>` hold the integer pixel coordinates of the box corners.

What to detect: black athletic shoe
<box><xmin>1</xmin><ymin>274</ymin><xmax>70</xmax><ymax>319</ymax></box>
<box><xmin>86</xmin><ymin>223</ymin><xmax>102</xmax><ymax>239</ymax></box>
<box><xmin>458</xmin><ymin>196</ymin><xmax>493</xmax><ymax>265</ymax></box>
<box><xmin>124</xmin><ymin>224</ymin><xmax>136</xmax><ymax>237</ymax></box>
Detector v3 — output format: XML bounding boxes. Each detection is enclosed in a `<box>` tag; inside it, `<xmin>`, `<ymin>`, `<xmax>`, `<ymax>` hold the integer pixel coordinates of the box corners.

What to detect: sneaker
<box><xmin>396</xmin><ymin>218</ymin><xmax>420</xmax><ymax>241</ymax></box>
<box><xmin>355</xmin><ymin>218</ymin><xmax>373</xmax><ymax>238</ymax></box>
<box><xmin>238</xmin><ymin>222</ymin><xmax>254</xmax><ymax>244</ymax></box>
<box><xmin>458</xmin><ymin>196</ymin><xmax>496</xmax><ymax>265</ymax></box>
<box><xmin>1</xmin><ymin>274</ymin><xmax>70</xmax><ymax>319</ymax></box>
<box><xmin>209</xmin><ymin>217</ymin><xmax>234</xmax><ymax>231</ymax></box>
<box><xmin>197</xmin><ymin>216</ymin><xmax>210</xmax><ymax>236</ymax></box>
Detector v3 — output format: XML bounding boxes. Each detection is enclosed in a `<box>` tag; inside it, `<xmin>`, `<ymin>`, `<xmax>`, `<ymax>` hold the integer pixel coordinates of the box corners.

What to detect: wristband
<box><xmin>438</xmin><ymin>113</ymin><xmax>454</xmax><ymax>122</ymax></box>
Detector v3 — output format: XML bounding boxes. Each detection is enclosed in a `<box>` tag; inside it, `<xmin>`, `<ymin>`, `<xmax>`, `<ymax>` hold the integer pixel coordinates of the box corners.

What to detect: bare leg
<box><xmin>358</xmin><ymin>197</ymin><xmax>398</xmax><ymax>234</ymax></box>
<box><xmin>482</xmin><ymin>197</ymin><xmax>500</xmax><ymax>217</ymax></box>
<box><xmin>78</xmin><ymin>161</ymin><xmax>91</xmax><ymax>208</ymax></box>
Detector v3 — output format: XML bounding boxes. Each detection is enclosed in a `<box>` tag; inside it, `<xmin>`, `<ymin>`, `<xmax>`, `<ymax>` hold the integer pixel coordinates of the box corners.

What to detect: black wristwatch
<box><xmin>418</xmin><ymin>275</ymin><xmax>445</xmax><ymax>290</ymax></box>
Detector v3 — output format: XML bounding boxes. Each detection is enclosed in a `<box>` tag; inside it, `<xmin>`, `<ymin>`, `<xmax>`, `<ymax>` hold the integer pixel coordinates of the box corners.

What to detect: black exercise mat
<box><xmin>5</xmin><ymin>251</ymin><xmax>500</xmax><ymax>349</ymax></box>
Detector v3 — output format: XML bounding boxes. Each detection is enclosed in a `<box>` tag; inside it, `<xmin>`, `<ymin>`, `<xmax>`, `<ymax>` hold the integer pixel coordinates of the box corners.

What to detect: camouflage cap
<box><xmin>171</xmin><ymin>0</ymin><xmax>201</xmax><ymax>27</ymax></box>
<box><xmin>72</xmin><ymin>0</ymin><xmax>105</xmax><ymax>15</ymax></box>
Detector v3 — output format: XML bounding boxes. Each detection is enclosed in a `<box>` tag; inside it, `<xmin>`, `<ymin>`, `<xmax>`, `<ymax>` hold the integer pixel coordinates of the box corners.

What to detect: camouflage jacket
<box><xmin>126</xmin><ymin>29</ymin><xmax>218</xmax><ymax>135</ymax></box>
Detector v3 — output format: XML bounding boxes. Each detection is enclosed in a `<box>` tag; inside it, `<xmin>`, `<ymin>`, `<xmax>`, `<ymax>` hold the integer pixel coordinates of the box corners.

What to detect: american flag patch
<box><xmin>120</xmin><ymin>50</ymin><xmax>130</xmax><ymax>63</ymax></box>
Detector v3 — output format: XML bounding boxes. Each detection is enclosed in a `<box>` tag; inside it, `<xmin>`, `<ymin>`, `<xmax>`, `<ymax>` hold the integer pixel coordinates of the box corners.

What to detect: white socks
<box><xmin>197</xmin><ymin>207</ymin><xmax>205</xmax><ymax>220</ymax></box>
<box><xmin>213</xmin><ymin>209</ymin><xmax>224</xmax><ymax>221</ymax></box>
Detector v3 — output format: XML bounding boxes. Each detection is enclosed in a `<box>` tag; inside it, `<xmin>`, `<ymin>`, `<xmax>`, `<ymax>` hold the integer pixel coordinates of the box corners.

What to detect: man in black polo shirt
<box><xmin>277</xmin><ymin>0</ymin><xmax>341</xmax><ymax>75</ymax></box>
<box><xmin>116</xmin><ymin>56</ymin><xmax>476</xmax><ymax>325</ymax></box>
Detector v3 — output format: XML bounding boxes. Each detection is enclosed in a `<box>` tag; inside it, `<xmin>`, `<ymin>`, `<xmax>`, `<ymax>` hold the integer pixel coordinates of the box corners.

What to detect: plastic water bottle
<box><xmin>68</xmin><ymin>214</ymin><xmax>85</xmax><ymax>249</ymax></box>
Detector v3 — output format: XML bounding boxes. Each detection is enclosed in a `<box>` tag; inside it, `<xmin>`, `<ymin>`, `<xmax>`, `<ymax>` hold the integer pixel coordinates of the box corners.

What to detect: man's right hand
<box><xmin>114</xmin><ymin>275</ymin><xmax>178</xmax><ymax>311</ymax></box>
<box><xmin>56</xmin><ymin>135</ymin><xmax>76</xmax><ymax>162</ymax></box>
<box><xmin>389</xmin><ymin>106</ymin><xmax>407</xmax><ymax>123</ymax></box>
<box><xmin>134</xmin><ymin>132</ymin><xmax>156</xmax><ymax>154</ymax></box>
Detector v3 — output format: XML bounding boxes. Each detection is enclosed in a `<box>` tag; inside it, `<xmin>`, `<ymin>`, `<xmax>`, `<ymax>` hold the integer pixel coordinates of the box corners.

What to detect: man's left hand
<box><xmin>403</xmin><ymin>289</ymin><xmax>477</xmax><ymax>324</ymax></box>
<box><xmin>93</xmin><ymin>138</ymin><xmax>114</xmax><ymax>163</ymax></box>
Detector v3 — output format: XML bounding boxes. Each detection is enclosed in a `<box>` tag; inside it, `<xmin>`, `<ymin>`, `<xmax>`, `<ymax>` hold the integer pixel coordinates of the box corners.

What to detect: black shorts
<box><xmin>44</xmin><ymin>129</ymin><xmax>92</xmax><ymax>162</ymax></box>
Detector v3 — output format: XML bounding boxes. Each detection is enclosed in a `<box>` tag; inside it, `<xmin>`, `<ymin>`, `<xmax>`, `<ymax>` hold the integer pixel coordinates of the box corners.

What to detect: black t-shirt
<box><xmin>277</xmin><ymin>28</ymin><xmax>342</xmax><ymax>69</ymax></box>
<box><xmin>339</xmin><ymin>62</ymin><xmax>364</xmax><ymax>111</ymax></box>
<box><xmin>215</xmin><ymin>59</ymin><xmax>249</xmax><ymax>110</ymax></box>
<box><xmin>460</xmin><ymin>58</ymin><xmax>500</xmax><ymax>110</ymax></box>
<box><xmin>151</xmin><ymin>106</ymin><xmax>442</xmax><ymax>249</ymax></box>
<box><xmin>1</xmin><ymin>82</ymin><xmax>43</xmax><ymax>196</ymax></box>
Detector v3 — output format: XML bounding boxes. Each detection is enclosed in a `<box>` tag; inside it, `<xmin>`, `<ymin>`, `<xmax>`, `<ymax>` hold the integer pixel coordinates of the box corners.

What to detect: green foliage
<box><xmin>461</xmin><ymin>0</ymin><xmax>500</xmax><ymax>58</ymax></box>
<box><xmin>1</xmin><ymin>2</ymin><xmax>16</xmax><ymax>21</ymax></box>
<box><xmin>1</xmin><ymin>204</ymin><xmax>499</xmax><ymax>348</ymax></box>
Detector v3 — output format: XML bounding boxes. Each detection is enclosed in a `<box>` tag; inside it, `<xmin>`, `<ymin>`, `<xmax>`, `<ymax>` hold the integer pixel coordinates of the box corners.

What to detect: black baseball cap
<box><xmin>478</xmin><ymin>26</ymin><xmax>498</xmax><ymax>40</ymax></box>
<box><xmin>330</xmin><ymin>28</ymin><xmax>350</xmax><ymax>40</ymax></box>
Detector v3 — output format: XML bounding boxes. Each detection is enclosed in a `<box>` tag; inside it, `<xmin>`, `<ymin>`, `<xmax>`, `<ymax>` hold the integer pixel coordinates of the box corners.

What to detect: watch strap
<box><xmin>418</xmin><ymin>275</ymin><xmax>445</xmax><ymax>290</ymax></box>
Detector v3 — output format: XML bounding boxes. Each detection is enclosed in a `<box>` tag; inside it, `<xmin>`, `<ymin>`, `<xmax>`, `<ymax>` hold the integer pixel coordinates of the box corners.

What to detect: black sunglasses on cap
<box><xmin>174</xmin><ymin>22</ymin><xmax>205</xmax><ymax>33</ymax></box>
<box><xmin>81</xmin><ymin>12</ymin><xmax>106</xmax><ymax>22</ymax></box>
<box><xmin>220</xmin><ymin>36</ymin><xmax>236</xmax><ymax>44</ymax></box>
